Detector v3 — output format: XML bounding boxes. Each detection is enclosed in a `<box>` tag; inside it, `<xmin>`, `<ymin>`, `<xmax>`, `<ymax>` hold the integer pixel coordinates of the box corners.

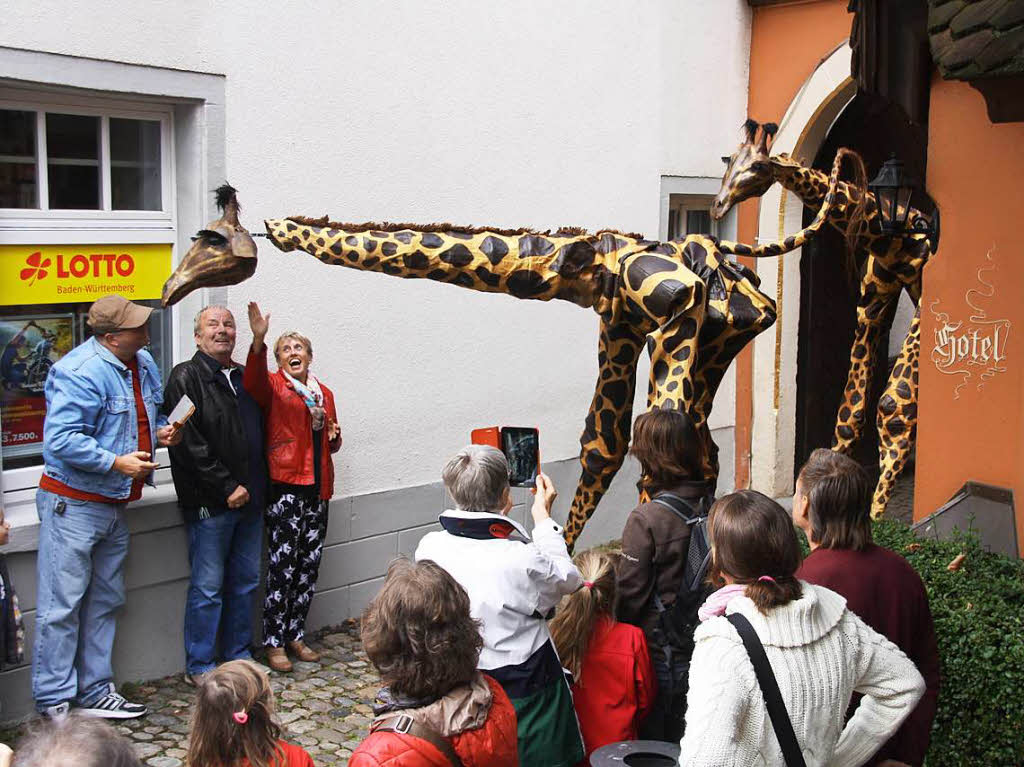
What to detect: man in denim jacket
<box><xmin>33</xmin><ymin>295</ymin><xmax>180</xmax><ymax>720</ymax></box>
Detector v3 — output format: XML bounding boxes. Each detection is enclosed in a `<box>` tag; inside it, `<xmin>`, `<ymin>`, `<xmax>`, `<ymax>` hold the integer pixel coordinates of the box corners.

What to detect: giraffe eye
<box><xmin>192</xmin><ymin>229</ymin><xmax>229</xmax><ymax>246</ymax></box>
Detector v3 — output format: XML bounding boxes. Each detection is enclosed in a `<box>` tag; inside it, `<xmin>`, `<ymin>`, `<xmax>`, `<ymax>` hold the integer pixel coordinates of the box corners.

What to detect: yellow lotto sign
<box><xmin>0</xmin><ymin>244</ymin><xmax>172</xmax><ymax>306</ymax></box>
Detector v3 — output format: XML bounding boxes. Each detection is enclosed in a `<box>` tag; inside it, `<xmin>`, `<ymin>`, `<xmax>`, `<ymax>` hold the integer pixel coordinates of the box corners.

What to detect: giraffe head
<box><xmin>710</xmin><ymin>119</ymin><xmax>778</xmax><ymax>221</ymax></box>
<box><xmin>161</xmin><ymin>185</ymin><xmax>258</xmax><ymax>306</ymax></box>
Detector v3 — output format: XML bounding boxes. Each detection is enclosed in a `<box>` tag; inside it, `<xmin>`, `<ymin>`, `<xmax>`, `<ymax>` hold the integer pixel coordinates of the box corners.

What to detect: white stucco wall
<box><xmin>1</xmin><ymin>0</ymin><xmax>751</xmax><ymax>499</ymax></box>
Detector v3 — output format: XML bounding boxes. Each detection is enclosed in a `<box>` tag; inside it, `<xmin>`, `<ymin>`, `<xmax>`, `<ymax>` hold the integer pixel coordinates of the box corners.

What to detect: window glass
<box><xmin>46</xmin><ymin>113</ymin><xmax>100</xmax><ymax>209</ymax></box>
<box><xmin>1</xmin><ymin>300</ymin><xmax>171</xmax><ymax>469</ymax></box>
<box><xmin>0</xmin><ymin>109</ymin><xmax>37</xmax><ymax>208</ymax></box>
<box><xmin>110</xmin><ymin>118</ymin><xmax>162</xmax><ymax>210</ymax></box>
<box><xmin>685</xmin><ymin>209</ymin><xmax>713</xmax><ymax>236</ymax></box>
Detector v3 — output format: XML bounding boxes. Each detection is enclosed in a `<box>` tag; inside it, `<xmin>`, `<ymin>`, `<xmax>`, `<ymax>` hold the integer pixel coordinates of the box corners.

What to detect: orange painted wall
<box><xmin>917</xmin><ymin>77</ymin><xmax>1024</xmax><ymax>551</ymax></box>
<box><xmin>735</xmin><ymin>0</ymin><xmax>851</xmax><ymax>487</ymax></box>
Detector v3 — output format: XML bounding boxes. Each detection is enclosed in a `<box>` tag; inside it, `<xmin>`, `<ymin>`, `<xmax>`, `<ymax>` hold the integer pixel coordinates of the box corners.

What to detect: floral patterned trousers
<box><xmin>263</xmin><ymin>490</ymin><xmax>328</xmax><ymax>647</ymax></box>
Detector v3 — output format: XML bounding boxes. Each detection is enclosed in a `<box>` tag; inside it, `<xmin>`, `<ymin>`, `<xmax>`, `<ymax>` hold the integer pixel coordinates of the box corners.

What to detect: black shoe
<box><xmin>78</xmin><ymin>683</ymin><xmax>147</xmax><ymax>719</ymax></box>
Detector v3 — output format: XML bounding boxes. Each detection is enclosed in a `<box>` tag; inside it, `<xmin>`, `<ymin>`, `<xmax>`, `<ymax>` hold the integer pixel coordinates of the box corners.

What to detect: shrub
<box><xmin>872</xmin><ymin>518</ymin><xmax>1024</xmax><ymax>766</ymax></box>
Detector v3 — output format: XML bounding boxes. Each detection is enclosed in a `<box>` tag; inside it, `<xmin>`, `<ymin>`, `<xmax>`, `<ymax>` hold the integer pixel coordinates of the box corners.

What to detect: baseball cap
<box><xmin>87</xmin><ymin>295</ymin><xmax>153</xmax><ymax>334</ymax></box>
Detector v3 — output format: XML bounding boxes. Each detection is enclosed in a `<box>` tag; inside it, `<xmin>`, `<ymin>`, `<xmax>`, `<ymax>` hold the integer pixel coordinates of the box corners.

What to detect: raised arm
<box><xmin>242</xmin><ymin>301</ymin><xmax>273</xmax><ymax>410</ymax></box>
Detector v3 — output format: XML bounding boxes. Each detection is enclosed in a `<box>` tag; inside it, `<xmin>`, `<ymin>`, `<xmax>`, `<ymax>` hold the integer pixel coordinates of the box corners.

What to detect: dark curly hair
<box><xmin>361</xmin><ymin>558</ymin><xmax>483</xmax><ymax>699</ymax></box>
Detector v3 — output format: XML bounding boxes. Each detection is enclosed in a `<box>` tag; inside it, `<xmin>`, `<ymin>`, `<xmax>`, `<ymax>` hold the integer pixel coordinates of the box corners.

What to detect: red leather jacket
<box><xmin>243</xmin><ymin>344</ymin><xmax>340</xmax><ymax>499</ymax></box>
<box><xmin>349</xmin><ymin>675</ymin><xmax>519</xmax><ymax>767</ymax></box>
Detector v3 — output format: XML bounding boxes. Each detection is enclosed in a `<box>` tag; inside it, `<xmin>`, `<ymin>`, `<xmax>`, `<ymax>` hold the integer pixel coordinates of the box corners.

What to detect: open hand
<box><xmin>113</xmin><ymin>451</ymin><xmax>159</xmax><ymax>480</ymax></box>
<box><xmin>247</xmin><ymin>301</ymin><xmax>270</xmax><ymax>348</ymax></box>
<box><xmin>157</xmin><ymin>424</ymin><xmax>182</xmax><ymax>446</ymax></box>
<box><xmin>226</xmin><ymin>484</ymin><xmax>250</xmax><ymax>509</ymax></box>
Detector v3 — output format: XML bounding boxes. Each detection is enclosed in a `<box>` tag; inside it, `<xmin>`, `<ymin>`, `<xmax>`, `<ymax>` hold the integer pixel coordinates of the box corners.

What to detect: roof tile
<box><xmin>930</xmin><ymin>1</ymin><xmax>966</xmax><ymax>32</ymax></box>
<box><xmin>976</xmin><ymin>25</ymin><xmax>1024</xmax><ymax>71</ymax></box>
<box><xmin>991</xmin><ymin>0</ymin><xmax>1024</xmax><ymax>30</ymax></box>
<box><xmin>950</xmin><ymin>0</ymin><xmax>1011</xmax><ymax>37</ymax></box>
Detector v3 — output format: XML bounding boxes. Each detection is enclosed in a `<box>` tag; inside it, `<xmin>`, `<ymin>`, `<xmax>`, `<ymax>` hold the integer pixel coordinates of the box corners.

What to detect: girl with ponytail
<box><xmin>187</xmin><ymin>660</ymin><xmax>313</xmax><ymax>767</ymax></box>
<box><xmin>550</xmin><ymin>550</ymin><xmax>655</xmax><ymax>765</ymax></box>
<box><xmin>679</xmin><ymin>490</ymin><xmax>926</xmax><ymax>766</ymax></box>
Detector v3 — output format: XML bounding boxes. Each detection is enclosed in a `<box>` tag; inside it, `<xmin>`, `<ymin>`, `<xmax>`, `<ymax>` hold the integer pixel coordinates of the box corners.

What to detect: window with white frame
<box><xmin>0</xmin><ymin>91</ymin><xmax>176</xmax><ymax>470</ymax></box>
<box><xmin>667</xmin><ymin>194</ymin><xmax>718</xmax><ymax>240</ymax></box>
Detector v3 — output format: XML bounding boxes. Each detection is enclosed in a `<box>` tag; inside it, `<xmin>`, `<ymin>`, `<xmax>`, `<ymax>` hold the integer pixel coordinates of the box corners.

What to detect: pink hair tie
<box><xmin>757</xmin><ymin>576</ymin><xmax>776</xmax><ymax>584</ymax></box>
<box><xmin>583</xmin><ymin>581</ymin><xmax>594</xmax><ymax>589</ymax></box>
<box><xmin>233</xmin><ymin>711</ymin><xmax>249</xmax><ymax>725</ymax></box>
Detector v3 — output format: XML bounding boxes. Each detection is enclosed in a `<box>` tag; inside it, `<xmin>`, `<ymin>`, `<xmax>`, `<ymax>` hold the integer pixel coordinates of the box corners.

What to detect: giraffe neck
<box><xmin>263</xmin><ymin>218</ymin><xmax>640</xmax><ymax>315</ymax></box>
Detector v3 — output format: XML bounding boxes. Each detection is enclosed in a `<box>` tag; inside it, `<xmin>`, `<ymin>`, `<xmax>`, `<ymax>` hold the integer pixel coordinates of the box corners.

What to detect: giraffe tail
<box><xmin>716</xmin><ymin>147</ymin><xmax>863</xmax><ymax>260</ymax></box>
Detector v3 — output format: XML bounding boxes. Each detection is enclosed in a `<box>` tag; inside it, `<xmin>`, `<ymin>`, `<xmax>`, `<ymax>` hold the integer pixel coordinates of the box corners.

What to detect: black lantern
<box><xmin>867</xmin><ymin>155</ymin><xmax>940</xmax><ymax>251</ymax></box>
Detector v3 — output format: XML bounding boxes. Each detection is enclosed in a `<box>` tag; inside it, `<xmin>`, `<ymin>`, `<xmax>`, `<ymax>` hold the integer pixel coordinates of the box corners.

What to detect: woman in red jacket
<box><xmin>351</xmin><ymin>558</ymin><xmax>519</xmax><ymax>767</ymax></box>
<box><xmin>244</xmin><ymin>303</ymin><xmax>341</xmax><ymax>673</ymax></box>
<box><xmin>549</xmin><ymin>549</ymin><xmax>656</xmax><ymax>765</ymax></box>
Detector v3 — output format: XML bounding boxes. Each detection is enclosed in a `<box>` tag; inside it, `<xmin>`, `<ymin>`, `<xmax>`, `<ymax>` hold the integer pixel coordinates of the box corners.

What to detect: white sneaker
<box><xmin>78</xmin><ymin>683</ymin><xmax>147</xmax><ymax>719</ymax></box>
<box><xmin>41</xmin><ymin>701</ymin><xmax>71</xmax><ymax>722</ymax></box>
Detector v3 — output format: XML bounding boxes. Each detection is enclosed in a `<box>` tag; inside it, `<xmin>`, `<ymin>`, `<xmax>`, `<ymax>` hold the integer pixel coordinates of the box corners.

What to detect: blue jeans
<box><xmin>33</xmin><ymin>489</ymin><xmax>130</xmax><ymax>710</ymax></box>
<box><xmin>184</xmin><ymin>508</ymin><xmax>263</xmax><ymax>674</ymax></box>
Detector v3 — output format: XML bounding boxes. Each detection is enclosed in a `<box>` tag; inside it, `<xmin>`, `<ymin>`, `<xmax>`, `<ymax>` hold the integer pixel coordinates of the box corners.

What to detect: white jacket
<box><xmin>679</xmin><ymin>583</ymin><xmax>926</xmax><ymax>767</ymax></box>
<box><xmin>415</xmin><ymin>509</ymin><xmax>583</xmax><ymax>670</ymax></box>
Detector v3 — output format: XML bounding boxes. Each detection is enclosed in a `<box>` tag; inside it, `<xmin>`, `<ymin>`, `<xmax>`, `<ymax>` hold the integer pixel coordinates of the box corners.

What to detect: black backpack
<box><xmin>649</xmin><ymin>489</ymin><xmax>714</xmax><ymax>648</ymax></box>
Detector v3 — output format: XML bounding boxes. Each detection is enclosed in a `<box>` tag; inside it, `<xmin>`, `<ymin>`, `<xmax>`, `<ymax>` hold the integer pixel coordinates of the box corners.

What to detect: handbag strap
<box><xmin>726</xmin><ymin>613</ymin><xmax>807</xmax><ymax>767</ymax></box>
<box><xmin>372</xmin><ymin>714</ymin><xmax>466</xmax><ymax>767</ymax></box>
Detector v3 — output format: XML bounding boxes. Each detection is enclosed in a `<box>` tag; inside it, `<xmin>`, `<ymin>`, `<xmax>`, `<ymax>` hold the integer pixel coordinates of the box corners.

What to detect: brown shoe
<box><xmin>287</xmin><ymin>640</ymin><xmax>321</xmax><ymax>663</ymax></box>
<box><xmin>265</xmin><ymin>646</ymin><xmax>293</xmax><ymax>673</ymax></box>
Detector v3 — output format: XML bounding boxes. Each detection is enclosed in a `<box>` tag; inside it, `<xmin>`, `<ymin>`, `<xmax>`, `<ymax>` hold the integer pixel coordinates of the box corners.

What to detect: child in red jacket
<box><xmin>187</xmin><ymin>660</ymin><xmax>314</xmax><ymax>767</ymax></box>
<box><xmin>550</xmin><ymin>549</ymin><xmax>656</xmax><ymax>765</ymax></box>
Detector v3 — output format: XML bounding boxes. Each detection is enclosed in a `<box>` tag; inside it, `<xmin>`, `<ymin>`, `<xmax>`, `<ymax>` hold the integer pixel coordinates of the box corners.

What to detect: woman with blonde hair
<box><xmin>550</xmin><ymin>549</ymin><xmax>655</xmax><ymax>765</ymax></box>
<box><xmin>244</xmin><ymin>303</ymin><xmax>342</xmax><ymax>672</ymax></box>
<box><xmin>187</xmin><ymin>659</ymin><xmax>313</xmax><ymax>767</ymax></box>
<box><xmin>679</xmin><ymin>490</ymin><xmax>925</xmax><ymax>766</ymax></box>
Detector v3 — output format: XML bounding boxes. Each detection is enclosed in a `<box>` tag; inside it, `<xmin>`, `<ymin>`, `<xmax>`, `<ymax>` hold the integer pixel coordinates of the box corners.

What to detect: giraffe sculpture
<box><xmin>711</xmin><ymin>119</ymin><xmax>936</xmax><ymax>517</ymax></box>
<box><xmin>162</xmin><ymin>149</ymin><xmax>858</xmax><ymax>548</ymax></box>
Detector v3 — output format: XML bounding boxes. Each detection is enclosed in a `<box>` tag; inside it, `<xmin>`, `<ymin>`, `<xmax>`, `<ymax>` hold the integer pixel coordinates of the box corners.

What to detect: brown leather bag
<box><xmin>372</xmin><ymin>714</ymin><xmax>465</xmax><ymax>767</ymax></box>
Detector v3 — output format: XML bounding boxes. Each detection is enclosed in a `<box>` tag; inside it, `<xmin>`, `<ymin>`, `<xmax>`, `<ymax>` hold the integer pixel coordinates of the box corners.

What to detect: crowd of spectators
<box><xmin>3</xmin><ymin>294</ymin><xmax>941</xmax><ymax>767</ymax></box>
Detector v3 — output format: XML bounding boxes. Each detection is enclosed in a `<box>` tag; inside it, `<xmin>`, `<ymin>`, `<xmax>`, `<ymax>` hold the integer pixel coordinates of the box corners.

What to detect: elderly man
<box><xmin>34</xmin><ymin>294</ymin><xmax>180</xmax><ymax>719</ymax></box>
<box><xmin>415</xmin><ymin>446</ymin><xmax>584</xmax><ymax>767</ymax></box>
<box><xmin>163</xmin><ymin>306</ymin><xmax>268</xmax><ymax>684</ymax></box>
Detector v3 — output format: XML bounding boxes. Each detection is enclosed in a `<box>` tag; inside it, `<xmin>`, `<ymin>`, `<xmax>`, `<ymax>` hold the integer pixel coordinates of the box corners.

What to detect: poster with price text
<box><xmin>0</xmin><ymin>314</ymin><xmax>74</xmax><ymax>457</ymax></box>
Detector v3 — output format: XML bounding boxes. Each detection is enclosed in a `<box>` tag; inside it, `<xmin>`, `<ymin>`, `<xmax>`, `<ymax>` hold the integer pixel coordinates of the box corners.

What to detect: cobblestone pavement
<box><xmin>6</xmin><ymin>620</ymin><xmax>379</xmax><ymax>767</ymax></box>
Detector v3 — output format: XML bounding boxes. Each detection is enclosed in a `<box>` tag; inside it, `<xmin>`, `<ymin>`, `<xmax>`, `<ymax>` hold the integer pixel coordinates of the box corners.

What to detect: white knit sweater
<box><xmin>678</xmin><ymin>583</ymin><xmax>925</xmax><ymax>767</ymax></box>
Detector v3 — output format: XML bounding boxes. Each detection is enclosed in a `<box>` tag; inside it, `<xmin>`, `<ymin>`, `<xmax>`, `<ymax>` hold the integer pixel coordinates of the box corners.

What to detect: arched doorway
<box><xmin>794</xmin><ymin>91</ymin><xmax>923</xmax><ymax>478</ymax></box>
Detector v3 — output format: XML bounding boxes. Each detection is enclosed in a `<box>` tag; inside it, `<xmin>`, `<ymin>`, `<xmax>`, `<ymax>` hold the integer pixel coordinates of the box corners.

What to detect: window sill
<box><xmin>1</xmin><ymin>465</ymin><xmax>182</xmax><ymax>554</ymax></box>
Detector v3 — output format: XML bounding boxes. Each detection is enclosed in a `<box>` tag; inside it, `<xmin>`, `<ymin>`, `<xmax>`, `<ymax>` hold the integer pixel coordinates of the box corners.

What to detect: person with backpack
<box><xmin>616</xmin><ymin>409</ymin><xmax>713</xmax><ymax>742</ymax></box>
<box><xmin>679</xmin><ymin>490</ymin><xmax>925</xmax><ymax>766</ymax></box>
<box><xmin>549</xmin><ymin>549</ymin><xmax>656</xmax><ymax>765</ymax></box>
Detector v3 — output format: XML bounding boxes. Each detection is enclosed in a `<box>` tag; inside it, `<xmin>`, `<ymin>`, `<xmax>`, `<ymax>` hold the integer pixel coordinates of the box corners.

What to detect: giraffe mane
<box><xmin>285</xmin><ymin>216</ymin><xmax>644</xmax><ymax>240</ymax></box>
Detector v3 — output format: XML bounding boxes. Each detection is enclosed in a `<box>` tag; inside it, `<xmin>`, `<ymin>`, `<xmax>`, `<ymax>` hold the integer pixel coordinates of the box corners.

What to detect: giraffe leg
<box><xmin>871</xmin><ymin>307</ymin><xmax>920</xmax><ymax>518</ymax></box>
<box><xmin>563</xmin><ymin>322</ymin><xmax>644</xmax><ymax>550</ymax></box>
<box><xmin>832</xmin><ymin>268</ymin><xmax>901</xmax><ymax>453</ymax></box>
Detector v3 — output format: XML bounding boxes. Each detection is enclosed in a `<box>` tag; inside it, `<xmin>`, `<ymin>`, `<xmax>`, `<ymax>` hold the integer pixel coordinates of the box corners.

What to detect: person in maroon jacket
<box><xmin>244</xmin><ymin>303</ymin><xmax>342</xmax><ymax>673</ymax></box>
<box><xmin>794</xmin><ymin>448</ymin><xmax>940</xmax><ymax>767</ymax></box>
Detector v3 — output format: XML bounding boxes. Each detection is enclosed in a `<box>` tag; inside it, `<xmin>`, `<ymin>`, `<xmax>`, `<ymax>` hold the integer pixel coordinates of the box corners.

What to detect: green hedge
<box><xmin>871</xmin><ymin>519</ymin><xmax>1024</xmax><ymax>766</ymax></box>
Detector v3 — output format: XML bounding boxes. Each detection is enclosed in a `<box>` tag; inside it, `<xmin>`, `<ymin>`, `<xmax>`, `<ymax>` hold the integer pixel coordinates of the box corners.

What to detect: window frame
<box><xmin>668</xmin><ymin>193</ymin><xmax>719</xmax><ymax>240</ymax></box>
<box><xmin>0</xmin><ymin>87</ymin><xmax>176</xmax><ymax>231</ymax></box>
<box><xmin>0</xmin><ymin>87</ymin><xmax>179</xmax><ymax>493</ymax></box>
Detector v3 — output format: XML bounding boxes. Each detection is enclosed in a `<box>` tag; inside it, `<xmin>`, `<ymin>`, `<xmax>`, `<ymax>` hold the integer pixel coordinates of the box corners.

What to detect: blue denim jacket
<box><xmin>42</xmin><ymin>337</ymin><xmax>168</xmax><ymax>499</ymax></box>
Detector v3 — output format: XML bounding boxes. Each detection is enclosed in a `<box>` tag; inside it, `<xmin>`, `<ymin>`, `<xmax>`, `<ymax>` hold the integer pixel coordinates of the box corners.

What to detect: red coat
<box><xmin>571</xmin><ymin>615</ymin><xmax>656</xmax><ymax>764</ymax></box>
<box><xmin>243</xmin><ymin>344</ymin><xmax>340</xmax><ymax>499</ymax></box>
<box><xmin>349</xmin><ymin>675</ymin><xmax>519</xmax><ymax>767</ymax></box>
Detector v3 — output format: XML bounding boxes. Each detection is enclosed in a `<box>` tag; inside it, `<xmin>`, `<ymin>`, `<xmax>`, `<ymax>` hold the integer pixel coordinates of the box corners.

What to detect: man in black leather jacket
<box><xmin>163</xmin><ymin>305</ymin><xmax>267</xmax><ymax>685</ymax></box>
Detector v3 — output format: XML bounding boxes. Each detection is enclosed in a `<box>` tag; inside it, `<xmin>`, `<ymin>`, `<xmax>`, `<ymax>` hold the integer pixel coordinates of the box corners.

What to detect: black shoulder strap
<box><xmin>373</xmin><ymin>714</ymin><xmax>466</xmax><ymax>767</ymax></box>
<box><xmin>651</xmin><ymin>492</ymin><xmax>701</xmax><ymax>525</ymax></box>
<box><xmin>726</xmin><ymin>613</ymin><xmax>807</xmax><ymax>767</ymax></box>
